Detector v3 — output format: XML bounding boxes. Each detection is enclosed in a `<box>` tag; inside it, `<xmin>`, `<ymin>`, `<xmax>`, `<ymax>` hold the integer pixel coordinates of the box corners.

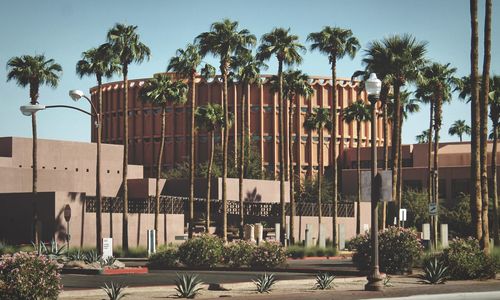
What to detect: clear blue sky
<box><xmin>0</xmin><ymin>0</ymin><xmax>498</xmax><ymax>144</ymax></box>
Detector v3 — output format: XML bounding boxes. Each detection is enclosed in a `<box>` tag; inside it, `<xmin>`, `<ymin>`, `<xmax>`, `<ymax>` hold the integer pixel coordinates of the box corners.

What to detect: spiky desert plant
<box><xmin>83</xmin><ymin>250</ymin><xmax>102</xmax><ymax>264</ymax></box>
<box><xmin>101</xmin><ymin>282</ymin><xmax>129</xmax><ymax>300</ymax></box>
<box><xmin>314</xmin><ymin>272</ymin><xmax>335</xmax><ymax>290</ymax></box>
<box><xmin>253</xmin><ymin>273</ymin><xmax>277</xmax><ymax>293</ymax></box>
<box><xmin>418</xmin><ymin>258</ymin><xmax>449</xmax><ymax>284</ymax></box>
<box><xmin>174</xmin><ymin>273</ymin><xmax>204</xmax><ymax>298</ymax></box>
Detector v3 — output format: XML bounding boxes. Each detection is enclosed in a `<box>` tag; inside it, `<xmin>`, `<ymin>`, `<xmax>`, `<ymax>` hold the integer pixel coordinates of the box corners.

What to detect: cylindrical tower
<box><xmin>91</xmin><ymin>74</ymin><xmax>387</xmax><ymax>178</ymax></box>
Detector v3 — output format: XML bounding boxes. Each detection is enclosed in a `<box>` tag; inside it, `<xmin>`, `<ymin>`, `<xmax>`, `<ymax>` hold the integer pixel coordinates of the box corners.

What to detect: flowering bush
<box><xmin>350</xmin><ymin>226</ymin><xmax>423</xmax><ymax>274</ymax></box>
<box><xmin>147</xmin><ymin>248</ymin><xmax>179</xmax><ymax>269</ymax></box>
<box><xmin>250</xmin><ymin>242</ymin><xmax>286</xmax><ymax>269</ymax></box>
<box><xmin>441</xmin><ymin>237</ymin><xmax>496</xmax><ymax>279</ymax></box>
<box><xmin>178</xmin><ymin>235</ymin><xmax>224</xmax><ymax>268</ymax></box>
<box><xmin>223</xmin><ymin>240</ymin><xmax>255</xmax><ymax>267</ymax></box>
<box><xmin>0</xmin><ymin>252</ymin><xmax>62</xmax><ymax>300</ymax></box>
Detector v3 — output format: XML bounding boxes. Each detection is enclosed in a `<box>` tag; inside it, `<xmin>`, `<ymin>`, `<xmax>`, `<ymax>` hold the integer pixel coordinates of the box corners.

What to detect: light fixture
<box><xmin>20</xmin><ymin>104</ymin><xmax>46</xmax><ymax>116</ymax></box>
<box><xmin>365</xmin><ymin>73</ymin><xmax>382</xmax><ymax>97</ymax></box>
<box><xmin>69</xmin><ymin>89</ymin><xmax>85</xmax><ymax>101</ymax></box>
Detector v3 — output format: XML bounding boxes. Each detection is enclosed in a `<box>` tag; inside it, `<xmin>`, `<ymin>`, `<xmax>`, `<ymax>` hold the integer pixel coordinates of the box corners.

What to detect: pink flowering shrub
<box><xmin>0</xmin><ymin>252</ymin><xmax>62</xmax><ymax>300</ymax></box>
<box><xmin>223</xmin><ymin>240</ymin><xmax>256</xmax><ymax>267</ymax></box>
<box><xmin>350</xmin><ymin>226</ymin><xmax>423</xmax><ymax>274</ymax></box>
<box><xmin>250</xmin><ymin>242</ymin><xmax>286</xmax><ymax>269</ymax></box>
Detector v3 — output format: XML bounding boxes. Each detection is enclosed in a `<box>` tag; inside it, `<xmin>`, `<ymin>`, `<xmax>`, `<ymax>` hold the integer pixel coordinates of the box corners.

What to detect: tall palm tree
<box><xmin>479</xmin><ymin>0</ymin><xmax>492</xmax><ymax>253</ymax></box>
<box><xmin>469</xmin><ymin>0</ymin><xmax>483</xmax><ymax>244</ymax></box>
<box><xmin>416</xmin><ymin>130</ymin><xmax>430</xmax><ymax>144</ymax></box>
<box><xmin>231</xmin><ymin>50</ymin><xmax>266</xmax><ymax>238</ymax></box>
<box><xmin>489</xmin><ymin>75</ymin><xmax>500</xmax><ymax>246</ymax></box>
<box><xmin>107</xmin><ymin>23</ymin><xmax>151</xmax><ymax>251</ymax></box>
<box><xmin>308</xmin><ymin>27</ymin><xmax>360</xmax><ymax>247</ymax></box>
<box><xmin>378</xmin><ymin>35</ymin><xmax>428</xmax><ymax>225</ymax></box>
<box><xmin>195</xmin><ymin>103</ymin><xmax>226</xmax><ymax>233</ymax></box>
<box><xmin>7</xmin><ymin>54</ymin><xmax>62</xmax><ymax>244</ymax></box>
<box><xmin>448</xmin><ymin>120</ymin><xmax>471</xmax><ymax>142</ymax></box>
<box><xmin>76</xmin><ymin>44</ymin><xmax>120</xmax><ymax>254</ymax></box>
<box><xmin>303</xmin><ymin>108</ymin><xmax>332</xmax><ymax>243</ymax></box>
<box><xmin>167</xmin><ymin>44</ymin><xmax>215</xmax><ymax>239</ymax></box>
<box><xmin>342</xmin><ymin>100</ymin><xmax>370</xmax><ymax>235</ymax></box>
<box><xmin>140</xmin><ymin>74</ymin><xmax>188</xmax><ymax>246</ymax></box>
<box><xmin>257</xmin><ymin>27</ymin><xmax>305</xmax><ymax>244</ymax></box>
<box><xmin>196</xmin><ymin>19</ymin><xmax>256</xmax><ymax>241</ymax></box>
<box><xmin>418</xmin><ymin>62</ymin><xmax>457</xmax><ymax>247</ymax></box>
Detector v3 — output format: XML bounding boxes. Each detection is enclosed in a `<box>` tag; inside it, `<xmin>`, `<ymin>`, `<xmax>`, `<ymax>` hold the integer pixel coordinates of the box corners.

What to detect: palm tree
<box><xmin>196</xmin><ymin>19</ymin><xmax>256</xmax><ymax>241</ymax></box>
<box><xmin>76</xmin><ymin>44</ymin><xmax>120</xmax><ymax>254</ymax></box>
<box><xmin>378</xmin><ymin>35</ymin><xmax>428</xmax><ymax>226</ymax></box>
<box><xmin>489</xmin><ymin>75</ymin><xmax>500</xmax><ymax>246</ymax></box>
<box><xmin>140</xmin><ymin>74</ymin><xmax>188</xmax><ymax>246</ymax></box>
<box><xmin>418</xmin><ymin>62</ymin><xmax>457</xmax><ymax>248</ymax></box>
<box><xmin>479</xmin><ymin>0</ymin><xmax>492</xmax><ymax>253</ymax></box>
<box><xmin>107</xmin><ymin>23</ymin><xmax>151</xmax><ymax>251</ymax></box>
<box><xmin>448</xmin><ymin>120</ymin><xmax>471</xmax><ymax>142</ymax></box>
<box><xmin>231</xmin><ymin>50</ymin><xmax>266</xmax><ymax>238</ymax></box>
<box><xmin>6</xmin><ymin>54</ymin><xmax>62</xmax><ymax>244</ymax></box>
<box><xmin>195</xmin><ymin>103</ymin><xmax>226</xmax><ymax>232</ymax></box>
<box><xmin>416</xmin><ymin>129</ymin><xmax>430</xmax><ymax>144</ymax></box>
<box><xmin>342</xmin><ymin>100</ymin><xmax>370</xmax><ymax>235</ymax></box>
<box><xmin>308</xmin><ymin>27</ymin><xmax>360</xmax><ymax>247</ymax></box>
<box><xmin>303</xmin><ymin>108</ymin><xmax>332</xmax><ymax>244</ymax></box>
<box><xmin>167</xmin><ymin>44</ymin><xmax>215</xmax><ymax>239</ymax></box>
<box><xmin>257</xmin><ymin>27</ymin><xmax>305</xmax><ymax>244</ymax></box>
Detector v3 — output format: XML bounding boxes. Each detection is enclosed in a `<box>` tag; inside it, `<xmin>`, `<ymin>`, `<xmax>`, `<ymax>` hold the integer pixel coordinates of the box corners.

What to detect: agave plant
<box><xmin>418</xmin><ymin>258</ymin><xmax>449</xmax><ymax>284</ymax></box>
<box><xmin>101</xmin><ymin>282</ymin><xmax>129</xmax><ymax>300</ymax></box>
<box><xmin>68</xmin><ymin>249</ymin><xmax>85</xmax><ymax>261</ymax></box>
<box><xmin>383</xmin><ymin>275</ymin><xmax>393</xmax><ymax>287</ymax></box>
<box><xmin>84</xmin><ymin>250</ymin><xmax>102</xmax><ymax>264</ymax></box>
<box><xmin>174</xmin><ymin>273</ymin><xmax>204</xmax><ymax>298</ymax></box>
<box><xmin>100</xmin><ymin>256</ymin><xmax>117</xmax><ymax>267</ymax></box>
<box><xmin>253</xmin><ymin>273</ymin><xmax>277</xmax><ymax>294</ymax></box>
<box><xmin>32</xmin><ymin>239</ymin><xmax>66</xmax><ymax>260</ymax></box>
<box><xmin>314</xmin><ymin>272</ymin><xmax>335</xmax><ymax>290</ymax></box>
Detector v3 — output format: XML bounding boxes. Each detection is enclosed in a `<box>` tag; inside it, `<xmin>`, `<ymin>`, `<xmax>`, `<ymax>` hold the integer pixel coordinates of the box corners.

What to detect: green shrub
<box><xmin>350</xmin><ymin>226</ymin><xmax>423</xmax><ymax>274</ymax></box>
<box><xmin>441</xmin><ymin>237</ymin><xmax>496</xmax><ymax>279</ymax></box>
<box><xmin>125</xmin><ymin>246</ymin><xmax>147</xmax><ymax>258</ymax></box>
<box><xmin>0</xmin><ymin>252</ymin><xmax>62</xmax><ymax>300</ymax></box>
<box><xmin>178</xmin><ymin>235</ymin><xmax>223</xmax><ymax>268</ymax></box>
<box><xmin>147</xmin><ymin>248</ymin><xmax>179</xmax><ymax>269</ymax></box>
<box><xmin>286</xmin><ymin>245</ymin><xmax>305</xmax><ymax>259</ymax></box>
<box><xmin>250</xmin><ymin>242</ymin><xmax>286</xmax><ymax>269</ymax></box>
<box><xmin>223</xmin><ymin>240</ymin><xmax>255</xmax><ymax>267</ymax></box>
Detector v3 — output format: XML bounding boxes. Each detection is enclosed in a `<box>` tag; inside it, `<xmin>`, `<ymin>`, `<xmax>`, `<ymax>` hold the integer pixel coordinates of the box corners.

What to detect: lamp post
<box><xmin>364</xmin><ymin>73</ymin><xmax>383</xmax><ymax>291</ymax></box>
<box><xmin>69</xmin><ymin>90</ymin><xmax>102</xmax><ymax>255</ymax></box>
<box><xmin>20</xmin><ymin>92</ymin><xmax>101</xmax><ymax>253</ymax></box>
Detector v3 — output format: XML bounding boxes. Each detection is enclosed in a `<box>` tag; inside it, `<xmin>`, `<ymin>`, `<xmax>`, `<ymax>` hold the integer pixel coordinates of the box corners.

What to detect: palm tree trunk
<box><xmin>492</xmin><ymin>122</ymin><xmax>499</xmax><ymax>245</ymax></box>
<box><xmin>289</xmin><ymin>97</ymin><xmax>296</xmax><ymax>244</ymax></box>
<box><xmin>391</xmin><ymin>83</ymin><xmax>402</xmax><ymax>226</ymax></box>
<box><xmin>278</xmin><ymin>60</ymin><xmax>286</xmax><ymax>245</ymax></box>
<box><xmin>239</xmin><ymin>83</ymin><xmax>247</xmax><ymax>239</ymax></box>
<box><xmin>479</xmin><ymin>0</ymin><xmax>491</xmax><ymax>253</ymax></box>
<box><xmin>206</xmin><ymin>132</ymin><xmax>215</xmax><ymax>233</ymax></box>
<box><xmin>222</xmin><ymin>63</ymin><xmax>230</xmax><ymax>243</ymax></box>
<box><xmin>188</xmin><ymin>75</ymin><xmax>196</xmax><ymax>239</ymax></box>
<box><xmin>96</xmin><ymin>79</ymin><xmax>103</xmax><ymax>254</ymax></box>
<box><xmin>470</xmin><ymin>0</ymin><xmax>483</xmax><ymax>242</ymax></box>
<box><xmin>155</xmin><ymin>106</ymin><xmax>166</xmax><ymax>246</ymax></box>
<box><xmin>331</xmin><ymin>60</ymin><xmax>338</xmax><ymax>249</ymax></box>
<box><xmin>122</xmin><ymin>67</ymin><xmax>129</xmax><ymax>251</ymax></box>
<box><xmin>381</xmin><ymin>88</ymin><xmax>389</xmax><ymax>230</ymax></box>
<box><xmin>318</xmin><ymin>128</ymin><xmax>324</xmax><ymax>243</ymax></box>
<box><xmin>356</xmin><ymin>122</ymin><xmax>361</xmax><ymax>235</ymax></box>
<box><xmin>433</xmin><ymin>96</ymin><xmax>442</xmax><ymax>249</ymax></box>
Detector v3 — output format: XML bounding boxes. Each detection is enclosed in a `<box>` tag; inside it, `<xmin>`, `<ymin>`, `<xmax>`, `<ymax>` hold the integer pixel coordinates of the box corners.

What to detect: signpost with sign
<box><xmin>102</xmin><ymin>238</ymin><xmax>113</xmax><ymax>259</ymax></box>
<box><xmin>63</xmin><ymin>205</ymin><xmax>71</xmax><ymax>249</ymax></box>
<box><xmin>399</xmin><ymin>208</ymin><xmax>407</xmax><ymax>227</ymax></box>
<box><xmin>429</xmin><ymin>203</ymin><xmax>438</xmax><ymax>216</ymax></box>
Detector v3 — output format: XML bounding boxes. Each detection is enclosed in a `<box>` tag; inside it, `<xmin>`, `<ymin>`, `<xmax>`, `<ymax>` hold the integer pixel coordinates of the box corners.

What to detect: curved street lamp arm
<box><xmin>46</xmin><ymin>105</ymin><xmax>94</xmax><ymax>117</ymax></box>
<box><xmin>81</xmin><ymin>94</ymin><xmax>98</xmax><ymax>116</ymax></box>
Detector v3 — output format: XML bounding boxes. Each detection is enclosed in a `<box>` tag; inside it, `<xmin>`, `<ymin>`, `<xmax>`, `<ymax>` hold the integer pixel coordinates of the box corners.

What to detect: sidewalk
<box><xmin>59</xmin><ymin>275</ymin><xmax>500</xmax><ymax>300</ymax></box>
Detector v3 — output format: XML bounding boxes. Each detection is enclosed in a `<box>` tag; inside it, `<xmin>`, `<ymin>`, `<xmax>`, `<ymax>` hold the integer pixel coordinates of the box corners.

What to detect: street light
<box><xmin>364</xmin><ymin>73</ymin><xmax>383</xmax><ymax>291</ymax></box>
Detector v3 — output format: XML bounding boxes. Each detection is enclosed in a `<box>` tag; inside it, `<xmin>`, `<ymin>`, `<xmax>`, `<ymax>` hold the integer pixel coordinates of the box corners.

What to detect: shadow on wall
<box><xmin>54</xmin><ymin>207</ymin><xmax>67</xmax><ymax>244</ymax></box>
<box><xmin>245</xmin><ymin>188</ymin><xmax>262</xmax><ymax>202</ymax></box>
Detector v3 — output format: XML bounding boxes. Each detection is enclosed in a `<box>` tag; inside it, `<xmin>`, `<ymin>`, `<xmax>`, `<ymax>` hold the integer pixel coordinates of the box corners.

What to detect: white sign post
<box><xmin>399</xmin><ymin>208</ymin><xmax>407</xmax><ymax>227</ymax></box>
<box><xmin>102</xmin><ymin>238</ymin><xmax>113</xmax><ymax>259</ymax></box>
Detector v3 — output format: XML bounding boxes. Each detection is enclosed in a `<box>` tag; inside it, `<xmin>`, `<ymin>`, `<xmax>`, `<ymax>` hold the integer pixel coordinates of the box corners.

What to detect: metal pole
<box><xmin>365</xmin><ymin>95</ymin><xmax>383</xmax><ymax>291</ymax></box>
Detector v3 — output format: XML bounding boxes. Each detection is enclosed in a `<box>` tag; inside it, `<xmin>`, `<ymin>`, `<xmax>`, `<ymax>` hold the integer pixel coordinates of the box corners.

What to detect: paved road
<box><xmin>62</xmin><ymin>258</ymin><xmax>359</xmax><ymax>290</ymax></box>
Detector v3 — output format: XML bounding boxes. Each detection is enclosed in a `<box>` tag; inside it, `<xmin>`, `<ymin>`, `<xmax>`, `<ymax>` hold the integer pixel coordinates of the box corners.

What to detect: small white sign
<box><xmin>399</xmin><ymin>208</ymin><xmax>407</xmax><ymax>222</ymax></box>
<box><xmin>102</xmin><ymin>238</ymin><xmax>113</xmax><ymax>259</ymax></box>
<box><xmin>429</xmin><ymin>203</ymin><xmax>438</xmax><ymax>216</ymax></box>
